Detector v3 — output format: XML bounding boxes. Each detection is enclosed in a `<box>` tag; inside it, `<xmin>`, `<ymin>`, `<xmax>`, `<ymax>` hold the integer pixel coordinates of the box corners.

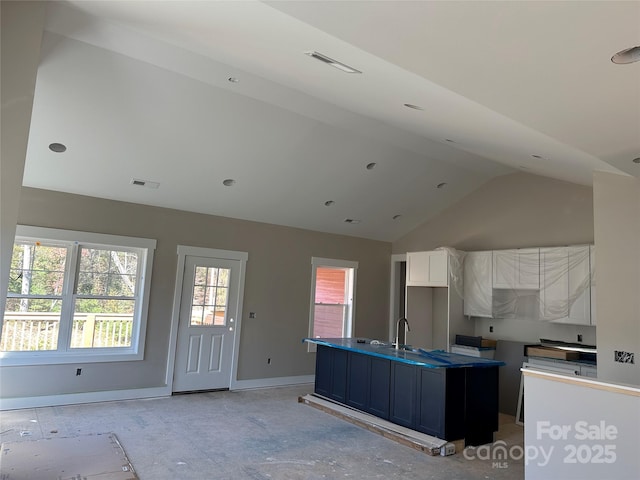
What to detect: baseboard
<box><xmin>0</xmin><ymin>385</ymin><xmax>171</xmax><ymax>410</ymax></box>
<box><xmin>1</xmin><ymin>375</ymin><xmax>316</xmax><ymax>410</ymax></box>
<box><xmin>231</xmin><ymin>374</ymin><xmax>314</xmax><ymax>390</ymax></box>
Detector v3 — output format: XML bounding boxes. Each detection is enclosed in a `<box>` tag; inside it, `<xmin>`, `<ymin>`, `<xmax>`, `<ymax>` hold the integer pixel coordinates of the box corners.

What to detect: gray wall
<box><xmin>393</xmin><ymin>172</ymin><xmax>597</xmax><ymax>345</ymax></box>
<box><xmin>393</xmin><ymin>172</ymin><xmax>594</xmax><ymax>253</ymax></box>
<box><xmin>0</xmin><ymin>2</ymin><xmax>46</xmax><ymax>316</ymax></box>
<box><xmin>0</xmin><ymin>187</ymin><xmax>390</xmax><ymax>398</ymax></box>
<box><xmin>593</xmin><ymin>172</ymin><xmax>640</xmax><ymax>385</ymax></box>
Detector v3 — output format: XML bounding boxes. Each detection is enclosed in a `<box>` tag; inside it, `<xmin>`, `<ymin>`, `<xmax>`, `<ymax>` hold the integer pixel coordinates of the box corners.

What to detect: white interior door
<box><xmin>173</xmin><ymin>255</ymin><xmax>241</xmax><ymax>392</ymax></box>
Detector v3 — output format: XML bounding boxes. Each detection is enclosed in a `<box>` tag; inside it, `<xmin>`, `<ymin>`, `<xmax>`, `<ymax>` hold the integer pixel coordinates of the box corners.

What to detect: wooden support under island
<box><xmin>304</xmin><ymin>337</ymin><xmax>505</xmax><ymax>446</ymax></box>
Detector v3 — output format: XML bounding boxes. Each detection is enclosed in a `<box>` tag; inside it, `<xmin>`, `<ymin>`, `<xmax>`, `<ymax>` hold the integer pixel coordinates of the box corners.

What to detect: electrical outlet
<box><xmin>76</xmin><ymin>368</ymin><xmax>82</xmax><ymax>376</ymax></box>
<box><xmin>249</xmin><ymin>312</ymin><xmax>256</xmax><ymax>319</ymax></box>
<box><xmin>267</xmin><ymin>358</ymin><xmax>271</xmax><ymax>365</ymax></box>
<box><xmin>577</xmin><ymin>334</ymin><xmax>583</xmax><ymax>342</ymax></box>
<box><xmin>489</xmin><ymin>326</ymin><xmax>494</xmax><ymax>333</ymax></box>
<box><xmin>614</xmin><ymin>351</ymin><xmax>635</xmax><ymax>364</ymax></box>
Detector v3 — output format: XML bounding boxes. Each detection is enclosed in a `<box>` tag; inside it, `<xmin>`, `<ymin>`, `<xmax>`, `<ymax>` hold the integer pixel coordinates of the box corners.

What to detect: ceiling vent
<box><xmin>131</xmin><ymin>178</ymin><xmax>160</xmax><ymax>189</ymax></box>
<box><xmin>305</xmin><ymin>51</ymin><xmax>362</xmax><ymax>74</ymax></box>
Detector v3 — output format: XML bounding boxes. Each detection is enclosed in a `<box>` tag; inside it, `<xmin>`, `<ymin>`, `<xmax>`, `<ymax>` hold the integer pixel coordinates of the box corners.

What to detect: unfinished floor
<box><xmin>0</xmin><ymin>385</ymin><xmax>524</xmax><ymax>479</ymax></box>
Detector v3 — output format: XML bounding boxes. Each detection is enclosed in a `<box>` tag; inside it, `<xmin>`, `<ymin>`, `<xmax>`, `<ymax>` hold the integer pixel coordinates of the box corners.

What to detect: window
<box><xmin>0</xmin><ymin>226</ymin><xmax>155</xmax><ymax>365</ymax></box>
<box><xmin>308</xmin><ymin>257</ymin><xmax>357</xmax><ymax>351</ymax></box>
<box><xmin>190</xmin><ymin>265</ymin><xmax>230</xmax><ymax>326</ymax></box>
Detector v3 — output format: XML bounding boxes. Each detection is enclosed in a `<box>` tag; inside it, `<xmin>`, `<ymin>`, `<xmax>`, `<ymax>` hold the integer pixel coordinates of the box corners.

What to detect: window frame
<box><xmin>1</xmin><ymin>226</ymin><xmax>156</xmax><ymax>366</ymax></box>
<box><xmin>307</xmin><ymin>257</ymin><xmax>358</xmax><ymax>352</ymax></box>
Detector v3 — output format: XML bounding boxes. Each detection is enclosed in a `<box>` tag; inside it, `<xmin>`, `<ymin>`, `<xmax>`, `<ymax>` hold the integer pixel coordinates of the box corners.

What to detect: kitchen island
<box><xmin>305</xmin><ymin>337</ymin><xmax>505</xmax><ymax>446</ymax></box>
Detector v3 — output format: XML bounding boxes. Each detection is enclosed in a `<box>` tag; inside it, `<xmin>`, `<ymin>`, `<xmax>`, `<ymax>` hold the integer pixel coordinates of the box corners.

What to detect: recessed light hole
<box><xmin>223</xmin><ymin>179</ymin><xmax>236</xmax><ymax>187</ymax></box>
<box><xmin>392</xmin><ymin>214</ymin><xmax>402</xmax><ymax>220</ymax></box>
<box><xmin>49</xmin><ymin>143</ymin><xmax>66</xmax><ymax>153</ymax></box>
<box><xmin>366</xmin><ymin>162</ymin><xmax>377</xmax><ymax>170</ymax></box>
<box><xmin>404</xmin><ymin>103</ymin><xmax>424</xmax><ymax>111</ymax></box>
<box><xmin>436</xmin><ymin>182</ymin><xmax>447</xmax><ymax>189</ymax></box>
<box><xmin>324</xmin><ymin>200</ymin><xmax>335</xmax><ymax>207</ymax></box>
<box><xmin>633</xmin><ymin>157</ymin><xmax>640</xmax><ymax>164</ymax></box>
<box><xmin>611</xmin><ymin>46</ymin><xmax>640</xmax><ymax>64</ymax></box>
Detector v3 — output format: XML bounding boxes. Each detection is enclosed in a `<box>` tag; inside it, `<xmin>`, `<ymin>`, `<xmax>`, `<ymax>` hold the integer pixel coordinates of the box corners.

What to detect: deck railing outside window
<box><xmin>1</xmin><ymin>312</ymin><xmax>133</xmax><ymax>351</ymax></box>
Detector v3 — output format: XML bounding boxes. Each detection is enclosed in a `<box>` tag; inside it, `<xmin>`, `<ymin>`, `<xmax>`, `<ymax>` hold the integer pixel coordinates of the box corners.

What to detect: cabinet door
<box><xmin>517</xmin><ymin>249</ymin><xmax>540</xmax><ymax>289</ymax></box>
<box><xmin>415</xmin><ymin>368</ymin><xmax>446</xmax><ymax>438</ymax></box>
<box><xmin>314</xmin><ymin>346</ymin><xmax>350</xmax><ymax>402</ymax></box>
<box><xmin>463</xmin><ymin>251</ymin><xmax>493</xmax><ymax>317</ymax></box>
<box><xmin>314</xmin><ymin>345</ymin><xmax>332</xmax><ymax>397</ymax></box>
<box><xmin>540</xmin><ymin>247</ymin><xmax>569</xmax><ymax>320</ymax></box>
<box><xmin>493</xmin><ymin>249</ymin><xmax>539</xmax><ymax>289</ymax></box>
<box><xmin>407</xmin><ymin>251</ymin><xmax>448</xmax><ymax>287</ymax></box>
<box><xmin>346</xmin><ymin>352</ymin><xmax>369</xmax><ymax>411</ymax></box>
<box><xmin>368</xmin><ymin>357</ymin><xmax>391</xmax><ymax>419</ymax></box>
<box><xmin>346</xmin><ymin>353</ymin><xmax>391</xmax><ymax>419</ymax></box>
<box><xmin>567</xmin><ymin>246</ymin><xmax>591</xmax><ymax>325</ymax></box>
<box><xmin>543</xmin><ymin>246</ymin><xmax>591</xmax><ymax>325</ymax></box>
<box><xmin>389</xmin><ymin>362</ymin><xmax>417</xmax><ymax>428</ymax></box>
<box><xmin>330</xmin><ymin>349</ymin><xmax>348</xmax><ymax>403</ymax></box>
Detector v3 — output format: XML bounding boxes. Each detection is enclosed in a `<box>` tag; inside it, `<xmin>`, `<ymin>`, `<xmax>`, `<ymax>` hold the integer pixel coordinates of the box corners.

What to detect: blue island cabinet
<box><xmin>311</xmin><ymin>340</ymin><xmax>502</xmax><ymax>446</ymax></box>
<box><xmin>346</xmin><ymin>351</ymin><xmax>391</xmax><ymax>419</ymax></box>
<box><xmin>314</xmin><ymin>344</ymin><xmax>348</xmax><ymax>403</ymax></box>
<box><xmin>389</xmin><ymin>362</ymin><xmax>466</xmax><ymax>441</ymax></box>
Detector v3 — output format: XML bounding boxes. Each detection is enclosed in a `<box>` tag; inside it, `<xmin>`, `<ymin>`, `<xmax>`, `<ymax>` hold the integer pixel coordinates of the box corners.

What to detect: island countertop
<box><xmin>304</xmin><ymin>337</ymin><xmax>505</xmax><ymax>369</ymax></box>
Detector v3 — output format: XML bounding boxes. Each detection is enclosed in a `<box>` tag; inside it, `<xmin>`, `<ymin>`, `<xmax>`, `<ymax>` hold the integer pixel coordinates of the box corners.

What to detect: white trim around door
<box><xmin>389</xmin><ymin>253</ymin><xmax>407</xmax><ymax>343</ymax></box>
<box><xmin>166</xmin><ymin>245</ymin><xmax>248</xmax><ymax>392</ymax></box>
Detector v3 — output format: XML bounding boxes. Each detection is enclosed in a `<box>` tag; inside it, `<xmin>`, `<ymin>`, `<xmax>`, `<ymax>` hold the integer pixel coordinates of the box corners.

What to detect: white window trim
<box><xmin>307</xmin><ymin>257</ymin><xmax>358</xmax><ymax>352</ymax></box>
<box><xmin>0</xmin><ymin>226</ymin><xmax>156</xmax><ymax>366</ymax></box>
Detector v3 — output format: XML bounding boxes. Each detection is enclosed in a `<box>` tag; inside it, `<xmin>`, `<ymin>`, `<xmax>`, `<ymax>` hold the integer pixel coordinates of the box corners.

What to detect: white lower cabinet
<box><xmin>527</xmin><ymin>357</ymin><xmax>596</xmax><ymax>378</ymax></box>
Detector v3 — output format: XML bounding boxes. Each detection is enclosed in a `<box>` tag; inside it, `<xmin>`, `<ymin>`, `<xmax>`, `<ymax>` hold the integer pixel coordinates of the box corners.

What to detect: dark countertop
<box><xmin>304</xmin><ymin>337</ymin><xmax>505</xmax><ymax>369</ymax></box>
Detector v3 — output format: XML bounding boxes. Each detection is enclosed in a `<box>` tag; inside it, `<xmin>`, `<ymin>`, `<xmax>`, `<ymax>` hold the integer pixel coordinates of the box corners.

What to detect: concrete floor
<box><xmin>0</xmin><ymin>385</ymin><xmax>524</xmax><ymax>479</ymax></box>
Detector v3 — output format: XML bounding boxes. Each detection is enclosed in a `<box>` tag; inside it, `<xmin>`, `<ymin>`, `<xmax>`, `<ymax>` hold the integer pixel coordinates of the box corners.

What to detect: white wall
<box><xmin>593</xmin><ymin>172</ymin><xmax>640</xmax><ymax>385</ymax></box>
<box><xmin>524</xmin><ymin>370</ymin><xmax>639</xmax><ymax>480</ymax></box>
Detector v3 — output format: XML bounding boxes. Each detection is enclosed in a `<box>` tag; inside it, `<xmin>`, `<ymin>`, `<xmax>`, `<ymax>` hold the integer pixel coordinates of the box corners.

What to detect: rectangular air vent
<box><xmin>305</xmin><ymin>51</ymin><xmax>362</xmax><ymax>74</ymax></box>
<box><xmin>131</xmin><ymin>178</ymin><xmax>160</xmax><ymax>189</ymax></box>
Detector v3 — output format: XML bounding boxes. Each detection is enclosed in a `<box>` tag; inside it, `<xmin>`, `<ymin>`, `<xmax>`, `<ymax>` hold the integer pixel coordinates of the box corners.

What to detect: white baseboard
<box><xmin>1</xmin><ymin>375</ymin><xmax>316</xmax><ymax>410</ymax></box>
<box><xmin>0</xmin><ymin>385</ymin><xmax>171</xmax><ymax>410</ymax></box>
<box><xmin>231</xmin><ymin>374</ymin><xmax>315</xmax><ymax>390</ymax></box>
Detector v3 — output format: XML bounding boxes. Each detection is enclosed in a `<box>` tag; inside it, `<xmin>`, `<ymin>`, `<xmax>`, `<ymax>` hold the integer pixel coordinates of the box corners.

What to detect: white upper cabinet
<box><xmin>463</xmin><ymin>251</ymin><xmax>493</xmax><ymax>317</ymax></box>
<box><xmin>406</xmin><ymin>250</ymin><xmax>448</xmax><ymax>287</ymax></box>
<box><xmin>492</xmin><ymin>248</ymin><xmax>540</xmax><ymax>289</ymax></box>
<box><xmin>539</xmin><ymin>247</ymin><xmax>569</xmax><ymax>319</ymax></box>
<box><xmin>540</xmin><ymin>245</ymin><xmax>593</xmax><ymax>326</ymax></box>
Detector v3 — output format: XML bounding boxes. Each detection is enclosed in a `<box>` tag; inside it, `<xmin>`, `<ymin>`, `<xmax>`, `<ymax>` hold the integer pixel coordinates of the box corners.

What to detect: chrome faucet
<box><xmin>395</xmin><ymin>317</ymin><xmax>411</xmax><ymax>350</ymax></box>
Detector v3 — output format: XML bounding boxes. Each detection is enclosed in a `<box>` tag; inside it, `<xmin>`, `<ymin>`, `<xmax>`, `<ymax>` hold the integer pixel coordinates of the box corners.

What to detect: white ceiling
<box><xmin>22</xmin><ymin>1</ymin><xmax>640</xmax><ymax>242</ymax></box>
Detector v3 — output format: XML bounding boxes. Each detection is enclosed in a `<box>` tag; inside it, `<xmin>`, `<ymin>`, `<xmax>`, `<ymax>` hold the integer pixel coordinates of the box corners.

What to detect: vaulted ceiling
<box><xmin>22</xmin><ymin>1</ymin><xmax>640</xmax><ymax>241</ymax></box>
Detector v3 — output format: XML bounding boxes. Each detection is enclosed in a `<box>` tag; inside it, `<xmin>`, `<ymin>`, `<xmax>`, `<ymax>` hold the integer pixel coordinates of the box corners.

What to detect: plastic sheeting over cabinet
<box><xmin>460</xmin><ymin>245</ymin><xmax>594</xmax><ymax>323</ymax></box>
